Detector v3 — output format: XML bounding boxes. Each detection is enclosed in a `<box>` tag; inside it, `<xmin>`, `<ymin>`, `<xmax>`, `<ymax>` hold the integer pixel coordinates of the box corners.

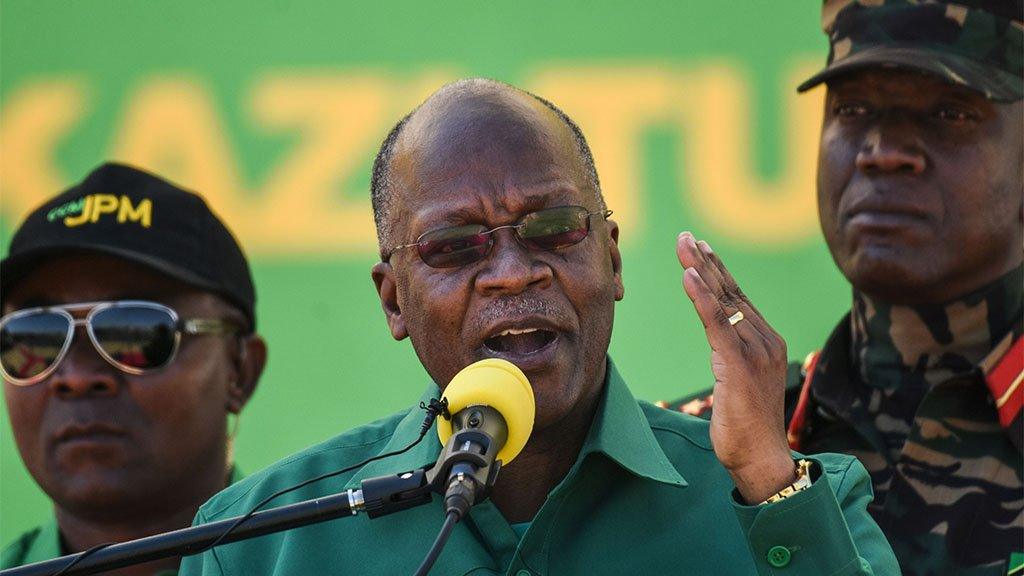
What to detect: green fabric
<box><xmin>180</xmin><ymin>360</ymin><xmax>897</xmax><ymax>575</ymax></box>
<box><xmin>0</xmin><ymin>467</ymin><xmax>245</xmax><ymax>574</ymax></box>
<box><xmin>509</xmin><ymin>523</ymin><xmax>531</xmax><ymax>541</ymax></box>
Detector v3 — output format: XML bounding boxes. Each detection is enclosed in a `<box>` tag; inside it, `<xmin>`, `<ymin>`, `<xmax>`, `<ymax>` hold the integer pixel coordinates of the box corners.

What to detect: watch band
<box><xmin>760</xmin><ymin>459</ymin><xmax>813</xmax><ymax>505</ymax></box>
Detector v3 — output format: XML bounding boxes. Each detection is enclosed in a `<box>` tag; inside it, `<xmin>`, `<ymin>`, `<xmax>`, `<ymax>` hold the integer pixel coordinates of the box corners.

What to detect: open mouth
<box><xmin>484</xmin><ymin>328</ymin><xmax>557</xmax><ymax>356</ymax></box>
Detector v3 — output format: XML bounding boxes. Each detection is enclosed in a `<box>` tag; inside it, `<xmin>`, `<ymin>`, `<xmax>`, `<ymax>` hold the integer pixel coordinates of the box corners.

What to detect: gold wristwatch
<box><xmin>760</xmin><ymin>459</ymin><xmax>813</xmax><ymax>505</ymax></box>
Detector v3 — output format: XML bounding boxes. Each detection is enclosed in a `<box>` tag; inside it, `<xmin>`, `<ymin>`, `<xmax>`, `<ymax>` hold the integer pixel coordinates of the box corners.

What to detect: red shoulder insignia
<box><xmin>786</xmin><ymin>351</ymin><xmax>821</xmax><ymax>452</ymax></box>
<box><xmin>984</xmin><ymin>335</ymin><xmax>1023</xmax><ymax>429</ymax></box>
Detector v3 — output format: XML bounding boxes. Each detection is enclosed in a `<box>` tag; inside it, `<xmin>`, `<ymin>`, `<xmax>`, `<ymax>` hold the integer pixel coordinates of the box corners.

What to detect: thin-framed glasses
<box><xmin>385</xmin><ymin>205</ymin><xmax>613</xmax><ymax>268</ymax></box>
<box><xmin>0</xmin><ymin>300</ymin><xmax>241</xmax><ymax>386</ymax></box>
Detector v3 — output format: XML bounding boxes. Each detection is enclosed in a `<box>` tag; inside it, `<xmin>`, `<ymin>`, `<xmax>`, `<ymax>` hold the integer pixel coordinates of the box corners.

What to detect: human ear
<box><xmin>372</xmin><ymin>262</ymin><xmax>409</xmax><ymax>340</ymax></box>
<box><xmin>606</xmin><ymin>219</ymin><xmax>624</xmax><ymax>301</ymax></box>
<box><xmin>226</xmin><ymin>334</ymin><xmax>267</xmax><ymax>414</ymax></box>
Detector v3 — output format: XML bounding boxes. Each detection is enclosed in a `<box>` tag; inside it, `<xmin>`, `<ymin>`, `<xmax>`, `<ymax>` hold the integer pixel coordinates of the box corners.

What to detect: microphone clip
<box><xmin>425</xmin><ymin>405</ymin><xmax>507</xmax><ymax>519</ymax></box>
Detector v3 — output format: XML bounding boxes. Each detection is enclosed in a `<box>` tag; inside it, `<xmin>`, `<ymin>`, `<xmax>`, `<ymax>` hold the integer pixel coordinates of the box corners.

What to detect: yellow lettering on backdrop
<box><xmin>110</xmin><ymin>77</ymin><xmax>246</xmax><ymax>239</ymax></box>
<box><xmin>0</xmin><ymin>79</ymin><xmax>88</xmax><ymax>221</ymax></box>
<box><xmin>64</xmin><ymin>195</ymin><xmax>93</xmax><ymax>227</ymax></box>
<box><xmin>529</xmin><ymin>67</ymin><xmax>677</xmax><ymax>238</ymax></box>
<box><xmin>251</xmin><ymin>75</ymin><xmax>400</xmax><ymax>253</ymax></box>
<box><xmin>118</xmin><ymin>196</ymin><xmax>152</xmax><ymax>227</ymax></box>
<box><xmin>673</xmin><ymin>61</ymin><xmax>825</xmax><ymax>245</ymax></box>
<box><xmin>250</xmin><ymin>71</ymin><xmax>454</xmax><ymax>254</ymax></box>
<box><xmin>0</xmin><ymin>64</ymin><xmax>822</xmax><ymax>252</ymax></box>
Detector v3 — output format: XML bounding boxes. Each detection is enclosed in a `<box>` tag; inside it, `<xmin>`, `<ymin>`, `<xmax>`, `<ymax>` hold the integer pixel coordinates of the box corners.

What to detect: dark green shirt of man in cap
<box><xmin>0</xmin><ymin>163</ymin><xmax>268</xmax><ymax>576</ymax></box>
<box><xmin>180</xmin><ymin>79</ymin><xmax>897</xmax><ymax>575</ymax></box>
<box><xmin>666</xmin><ymin>1</ymin><xmax>1023</xmax><ymax>574</ymax></box>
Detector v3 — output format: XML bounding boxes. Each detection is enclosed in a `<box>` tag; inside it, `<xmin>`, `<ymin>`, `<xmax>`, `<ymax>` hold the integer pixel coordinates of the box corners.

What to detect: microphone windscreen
<box><xmin>437</xmin><ymin>359</ymin><xmax>535</xmax><ymax>464</ymax></box>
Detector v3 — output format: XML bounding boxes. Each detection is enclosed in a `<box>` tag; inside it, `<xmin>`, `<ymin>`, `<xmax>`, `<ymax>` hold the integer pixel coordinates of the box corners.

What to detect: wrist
<box><xmin>729</xmin><ymin>452</ymin><xmax>797</xmax><ymax>505</ymax></box>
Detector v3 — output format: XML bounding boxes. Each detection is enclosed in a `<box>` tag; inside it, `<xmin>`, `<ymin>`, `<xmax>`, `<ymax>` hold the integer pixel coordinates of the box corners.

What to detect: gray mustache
<box><xmin>478</xmin><ymin>296</ymin><xmax>565</xmax><ymax>326</ymax></box>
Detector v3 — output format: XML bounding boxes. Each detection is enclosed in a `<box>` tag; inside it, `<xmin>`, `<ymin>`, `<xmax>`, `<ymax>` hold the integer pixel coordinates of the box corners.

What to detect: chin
<box><xmin>46</xmin><ymin>473</ymin><xmax>147</xmax><ymax>514</ymax></box>
<box><xmin>841</xmin><ymin>251</ymin><xmax>940</xmax><ymax>304</ymax></box>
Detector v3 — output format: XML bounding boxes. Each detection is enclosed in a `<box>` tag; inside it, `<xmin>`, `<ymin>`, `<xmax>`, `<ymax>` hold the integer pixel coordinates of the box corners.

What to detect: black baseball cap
<box><xmin>1</xmin><ymin>162</ymin><xmax>257</xmax><ymax>329</ymax></box>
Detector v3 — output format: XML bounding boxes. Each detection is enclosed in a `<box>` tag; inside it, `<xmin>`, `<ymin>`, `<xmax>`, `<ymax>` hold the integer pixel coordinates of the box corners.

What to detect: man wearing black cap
<box><xmin>0</xmin><ymin>163</ymin><xmax>267</xmax><ymax>576</ymax></box>
<box><xmin>666</xmin><ymin>1</ymin><xmax>1023</xmax><ymax>573</ymax></box>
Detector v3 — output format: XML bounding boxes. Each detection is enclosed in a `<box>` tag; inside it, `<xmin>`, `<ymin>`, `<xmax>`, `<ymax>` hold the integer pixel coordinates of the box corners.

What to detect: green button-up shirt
<box><xmin>180</xmin><ymin>361</ymin><xmax>897</xmax><ymax>575</ymax></box>
<box><xmin>0</xmin><ymin>468</ymin><xmax>244</xmax><ymax>574</ymax></box>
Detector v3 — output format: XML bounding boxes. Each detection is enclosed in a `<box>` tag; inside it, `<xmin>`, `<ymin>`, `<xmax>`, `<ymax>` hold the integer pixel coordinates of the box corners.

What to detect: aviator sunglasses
<box><xmin>385</xmin><ymin>205</ymin><xmax>613</xmax><ymax>268</ymax></box>
<box><xmin>0</xmin><ymin>300</ymin><xmax>241</xmax><ymax>386</ymax></box>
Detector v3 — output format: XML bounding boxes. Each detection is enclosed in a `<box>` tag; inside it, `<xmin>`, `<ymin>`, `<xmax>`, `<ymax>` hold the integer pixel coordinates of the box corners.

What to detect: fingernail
<box><xmin>698</xmin><ymin>241</ymin><xmax>713</xmax><ymax>254</ymax></box>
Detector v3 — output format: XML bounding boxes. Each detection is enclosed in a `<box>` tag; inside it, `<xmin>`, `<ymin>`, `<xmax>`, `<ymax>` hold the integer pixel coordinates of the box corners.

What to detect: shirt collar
<box><xmin>346</xmin><ymin>358</ymin><xmax>685</xmax><ymax>489</ymax></box>
<box><xmin>578</xmin><ymin>359</ymin><xmax>686</xmax><ymax>487</ymax></box>
<box><xmin>21</xmin><ymin>518</ymin><xmax>61</xmax><ymax>566</ymax></box>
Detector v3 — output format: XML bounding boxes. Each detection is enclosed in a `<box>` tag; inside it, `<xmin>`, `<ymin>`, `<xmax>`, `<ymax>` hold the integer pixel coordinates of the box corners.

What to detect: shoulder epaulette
<box><xmin>982</xmin><ymin>334</ymin><xmax>1023</xmax><ymax>451</ymax></box>
<box><xmin>785</xmin><ymin>351</ymin><xmax>821</xmax><ymax>452</ymax></box>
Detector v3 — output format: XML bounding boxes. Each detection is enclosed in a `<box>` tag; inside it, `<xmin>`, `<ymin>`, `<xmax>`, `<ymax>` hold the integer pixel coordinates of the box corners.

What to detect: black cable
<box><xmin>46</xmin><ymin>398</ymin><xmax>450</xmax><ymax>576</ymax></box>
<box><xmin>412</xmin><ymin>511</ymin><xmax>460</xmax><ymax>576</ymax></box>
<box><xmin>50</xmin><ymin>543</ymin><xmax>110</xmax><ymax>576</ymax></box>
<box><xmin>198</xmin><ymin>397</ymin><xmax>449</xmax><ymax>554</ymax></box>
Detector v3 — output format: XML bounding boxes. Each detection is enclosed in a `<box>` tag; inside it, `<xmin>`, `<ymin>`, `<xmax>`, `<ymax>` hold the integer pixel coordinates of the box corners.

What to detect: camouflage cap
<box><xmin>799</xmin><ymin>0</ymin><xmax>1024</xmax><ymax>101</ymax></box>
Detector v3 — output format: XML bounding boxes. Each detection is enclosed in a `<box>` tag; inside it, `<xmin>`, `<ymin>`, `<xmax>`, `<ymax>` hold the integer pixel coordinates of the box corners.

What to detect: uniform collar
<box><xmin>346</xmin><ymin>358</ymin><xmax>686</xmax><ymax>490</ymax></box>
<box><xmin>812</xmin><ymin>313</ymin><xmax>1024</xmax><ymax>456</ymax></box>
<box><xmin>808</xmin><ymin>315</ymin><xmax>892</xmax><ymax>459</ymax></box>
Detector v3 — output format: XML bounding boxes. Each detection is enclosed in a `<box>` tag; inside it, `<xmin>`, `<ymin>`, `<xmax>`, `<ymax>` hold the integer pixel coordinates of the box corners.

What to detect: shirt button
<box><xmin>515</xmin><ymin>571</ymin><xmax>533</xmax><ymax>576</ymax></box>
<box><xmin>766</xmin><ymin>545</ymin><xmax>791</xmax><ymax>568</ymax></box>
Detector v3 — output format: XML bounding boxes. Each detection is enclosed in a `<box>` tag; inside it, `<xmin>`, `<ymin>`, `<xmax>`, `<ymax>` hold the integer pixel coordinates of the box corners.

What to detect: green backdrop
<box><xmin>0</xmin><ymin>0</ymin><xmax>851</xmax><ymax>544</ymax></box>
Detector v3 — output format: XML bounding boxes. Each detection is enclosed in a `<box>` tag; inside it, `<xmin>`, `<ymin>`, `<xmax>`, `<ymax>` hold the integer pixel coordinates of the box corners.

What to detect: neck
<box><xmin>851</xmin><ymin>265</ymin><xmax>1023</xmax><ymax>390</ymax></box>
<box><xmin>54</xmin><ymin>466</ymin><xmax>233</xmax><ymax>576</ymax></box>
<box><xmin>489</xmin><ymin>375</ymin><xmax>604</xmax><ymax>524</ymax></box>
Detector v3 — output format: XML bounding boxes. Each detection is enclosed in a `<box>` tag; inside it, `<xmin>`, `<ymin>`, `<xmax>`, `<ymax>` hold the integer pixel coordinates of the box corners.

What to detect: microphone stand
<box><xmin>1</xmin><ymin>408</ymin><xmax>506</xmax><ymax>576</ymax></box>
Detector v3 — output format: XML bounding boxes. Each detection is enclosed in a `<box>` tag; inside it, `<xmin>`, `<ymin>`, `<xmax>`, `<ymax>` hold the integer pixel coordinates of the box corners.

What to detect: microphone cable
<box><xmin>413</xmin><ymin>510</ymin><xmax>459</xmax><ymax>576</ymax></box>
<box><xmin>50</xmin><ymin>398</ymin><xmax>450</xmax><ymax>576</ymax></box>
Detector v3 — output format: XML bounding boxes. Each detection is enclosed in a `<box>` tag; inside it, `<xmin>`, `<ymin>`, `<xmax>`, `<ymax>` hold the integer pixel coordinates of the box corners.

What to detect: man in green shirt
<box><xmin>181</xmin><ymin>79</ymin><xmax>897</xmax><ymax>575</ymax></box>
<box><xmin>1</xmin><ymin>164</ymin><xmax>267</xmax><ymax>576</ymax></box>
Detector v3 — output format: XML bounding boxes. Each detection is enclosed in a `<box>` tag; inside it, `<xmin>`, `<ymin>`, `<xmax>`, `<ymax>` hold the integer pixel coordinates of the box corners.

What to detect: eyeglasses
<box><xmin>0</xmin><ymin>300</ymin><xmax>241</xmax><ymax>386</ymax></box>
<box><xmin>385</xmin><ymin>205</ymin><xmax>613</xmax><ymax>268</ymax></box>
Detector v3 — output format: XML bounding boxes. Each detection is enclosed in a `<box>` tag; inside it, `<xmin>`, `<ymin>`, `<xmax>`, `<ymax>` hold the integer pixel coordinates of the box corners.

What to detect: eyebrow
<box><xmin>411</xmin><ymin>184</ymin><xmax>581</xmax><ymax>232</ymax></box>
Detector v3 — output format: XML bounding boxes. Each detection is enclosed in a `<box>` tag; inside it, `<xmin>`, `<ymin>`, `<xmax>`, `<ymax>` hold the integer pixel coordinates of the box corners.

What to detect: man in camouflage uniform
<box><xmin>665</xmin><ymin>1</ymin><xmax>1023</xmax><ymax>574</ymax></box>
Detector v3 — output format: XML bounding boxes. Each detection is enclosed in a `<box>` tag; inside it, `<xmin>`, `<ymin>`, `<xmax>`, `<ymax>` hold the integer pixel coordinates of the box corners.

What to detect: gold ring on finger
<box><xmin>728</xmin><ymin>311</ymin><xmax>745</xmax><ymax>326</ymax></box>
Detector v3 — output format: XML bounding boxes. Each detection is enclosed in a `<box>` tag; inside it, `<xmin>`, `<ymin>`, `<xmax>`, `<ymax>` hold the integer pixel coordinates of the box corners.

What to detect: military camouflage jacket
<box><xmin>666</xmin><ymin>279</ymin><xmax>1023</xmax><ymax>575</ymax></box>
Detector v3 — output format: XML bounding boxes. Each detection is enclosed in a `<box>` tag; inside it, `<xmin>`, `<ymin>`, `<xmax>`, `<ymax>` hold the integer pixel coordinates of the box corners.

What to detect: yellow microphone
<box><xmin>432</xmin><ymin>359</ymin><xmax>535</xmax><ymax>519</ymax></box>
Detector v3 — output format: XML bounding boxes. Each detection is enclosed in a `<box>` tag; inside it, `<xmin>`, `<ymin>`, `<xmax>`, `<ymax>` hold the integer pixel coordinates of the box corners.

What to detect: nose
<box><xmin>856</xmin><ymin>116</ymin><xmax>926</xmax><ymax>175</ymax></box>
<box><xmin>48</xmin><ymin>327</ymin><xmax>119</xmax><ymax>398</ymax></box>
<box><xmin>475</xmin><ymin>229</ymin><xmax>553</xmax><ymax>296</ymax></box>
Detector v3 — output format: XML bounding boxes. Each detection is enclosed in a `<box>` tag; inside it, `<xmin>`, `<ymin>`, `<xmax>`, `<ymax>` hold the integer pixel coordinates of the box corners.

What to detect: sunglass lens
<box><xmin>520</xmin><ymin>206</ymin><xmax>590</xmax><ymax>250</ymax></box>
<box><xmin>417</xmin><ymin>225</ymin><xmax>492</xmax><ymax>268</ymax></box>
<box><xmin>90</xmin><ymin>306</ymin><xmax>177</xmax><ymax>370</ymax></box>
<box><xmin>0</xmin><ymin>312</ymin><xmax>71</xmax><ymax>381</ymax></box>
